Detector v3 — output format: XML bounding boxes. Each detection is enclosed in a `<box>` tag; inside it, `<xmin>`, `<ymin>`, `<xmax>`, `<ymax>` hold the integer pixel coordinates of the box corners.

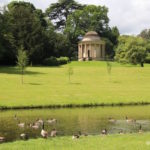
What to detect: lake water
<box><xmin>1</xmin><ymin>105</ymin><xmax>150</xmax><ymax>143</ymax></box>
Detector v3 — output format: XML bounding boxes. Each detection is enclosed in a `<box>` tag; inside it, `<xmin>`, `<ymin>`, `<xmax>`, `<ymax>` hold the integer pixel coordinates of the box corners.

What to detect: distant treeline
<box><xmin>0</xmin><ymin>0</ymin><xmax>120</xmax><ymax>65</ymax></box>
<box><xmin>0</xmin><ymin>0</ymin><xmax>150</xmax><ymax>66</ymax></box>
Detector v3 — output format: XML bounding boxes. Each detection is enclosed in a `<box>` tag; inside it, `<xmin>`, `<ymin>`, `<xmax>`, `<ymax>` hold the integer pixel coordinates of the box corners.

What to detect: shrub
<box><xmin>43</xmin><ymin>57</ymin><xmax>58</xmax><ymax>66</ymax></box>
<box><xmin>43</xmin><ymin>56</ymin><xmax>69</xmax><ymax>66</ymax></box>
<box><xmin>57</xmin><ymin>57</ymin><xmax>69</xmax><ymax>65</ymax></box>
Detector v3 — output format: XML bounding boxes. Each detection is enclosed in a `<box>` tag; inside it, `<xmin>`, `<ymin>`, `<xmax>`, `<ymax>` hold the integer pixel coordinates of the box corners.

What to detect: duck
<box><xmin>41</xmin><ymin>122</ymin><xmax>48</xmax><ymax>138</ymax></box>
<box><xmin>108</xmin><ymin>117</ymin><xmax>116</xmax><ymax>123</ymax></box>
<box><xmin>47</xmin><ymin>118</ymin><xmax>57</xmax><ymax>124</ymax></box>
<box><xmin>101</xmin><ymin>129</ymin><xmax>107</xmax><ymax>135</ymax></box>
<box><xmin>138</xmin><ymin>125</ymin><xmax>143</xmax><ymax>133</ymax></box>
<box><xmin>0</xmin><ymin>136</ymin><xmax>5</xmax><ymax>142</ymax></box>
<box><xmin>20</xmin><ymin>133</ymin><xmax>28</xmax><ymax>140</ymax></box>
<box><xmin>125</xmin><ymin>116</ymin><xmax>136</xmax><ymax>123</ymax></box>
<box><xmin>50</xmin><ymin>128</ymin><xmax>57</xmax><ymax>137</ymax></box>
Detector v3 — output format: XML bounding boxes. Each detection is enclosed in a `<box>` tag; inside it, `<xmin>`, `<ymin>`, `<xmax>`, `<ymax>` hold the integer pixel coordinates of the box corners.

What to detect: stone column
<box><xmin>78</xmin><ymin>44</ymin><xmax>80</xmax><ymax>60</ymax></box>
<box><xmin>90</xmin><ymin>44</ymin><xmax>92</xmax><ymax>58</ymax></box>
<box><xmin>94</xmin><ymin>44</ymin><xmax>96</xmax><ymax>58</ymax></box>
<box><xmin>103</xmin><ymin>44</ymin><xmax>105</xmax><ymax>59</ymax></box>
<box><xmin>85</xmin><ymin>43</ymin><xmax>87</xmax><ymax>58</ymax></box>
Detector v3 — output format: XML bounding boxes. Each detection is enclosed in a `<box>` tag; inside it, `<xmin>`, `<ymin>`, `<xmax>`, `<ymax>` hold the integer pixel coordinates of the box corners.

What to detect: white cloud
<box><xmin>1</xmin><ymin>0</ymin><xmax>150</xmax><ymax>35</ymax></box>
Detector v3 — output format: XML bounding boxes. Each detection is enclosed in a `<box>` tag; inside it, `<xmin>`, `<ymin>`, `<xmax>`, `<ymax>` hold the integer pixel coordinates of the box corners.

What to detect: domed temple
<box><xmin>78</xmin><ymin>31</ymin><xmax>106</xmax><ymax>61</ymax></box>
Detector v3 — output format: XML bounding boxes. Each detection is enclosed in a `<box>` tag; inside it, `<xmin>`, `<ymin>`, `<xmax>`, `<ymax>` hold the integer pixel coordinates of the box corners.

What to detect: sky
<box><xmin>0</xmin><ymin>0</ymin><xmax>150</xmax><ymax>35</ymax></box>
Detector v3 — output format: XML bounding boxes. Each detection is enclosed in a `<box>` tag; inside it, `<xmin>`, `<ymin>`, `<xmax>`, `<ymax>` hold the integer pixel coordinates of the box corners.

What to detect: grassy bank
<box><xmin>0</xmin><ymin>61</ymin><xmax>150</xmax><ymax>108</ymax></box>
<box><xmin>1</xmin><ymin>134</ymin><xmax>150</xmax><ymax>150</ymax></box>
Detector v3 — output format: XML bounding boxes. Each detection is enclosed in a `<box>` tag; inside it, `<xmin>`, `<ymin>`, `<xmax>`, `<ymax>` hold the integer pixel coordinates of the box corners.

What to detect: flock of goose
<box><xmin>0</xmin><ymin>115</ymin><xmax>58</xmax><ymax>142</ymax></box>
<box><xmin>0</xmin><ymin>115</ymin><xmax>144</xmax><ymax>143</ymax></box>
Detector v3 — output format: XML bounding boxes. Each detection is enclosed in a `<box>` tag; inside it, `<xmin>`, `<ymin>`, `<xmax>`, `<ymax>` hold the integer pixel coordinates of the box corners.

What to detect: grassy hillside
<box><xmin>0</xmin><ymin>61</ymin><xmax>150</xmax><ymax>107</ymax></box>
<box><xmin>1</xmin><ymin>134</ymin><xmax>150</xmax><ymax>150</ymax></box>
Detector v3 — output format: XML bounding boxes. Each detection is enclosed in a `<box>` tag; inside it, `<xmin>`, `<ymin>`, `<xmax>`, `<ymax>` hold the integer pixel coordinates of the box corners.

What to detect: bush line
<box><xmin>0</xmin><ymin>102</ymin><xmax>150</xmax><ymax>110</ymax></box>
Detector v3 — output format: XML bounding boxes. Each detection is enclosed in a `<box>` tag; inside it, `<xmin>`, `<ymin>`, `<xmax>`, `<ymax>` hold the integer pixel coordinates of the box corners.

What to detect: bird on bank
<box><xmin>51</xmin><ymin>128</ymin><xmax>57</xmax><ymax>137</ymax></box>
<box><xmin>119</xmin><ymin>130</ymin><xmax>124</xmax><ymax>135</ymax></box>
<box><xmin>0</xmin><ymin>136</ymin><xmax>5</xmax><ymax>142</ymax></box>
<box><xmin>20</xmin><ymin>133</ymin><xmax>28</xmax><ymax>140</ymax></box>
<box><xmin>41</xmin><ymin>122</ymin><xmax>48</xmax><ymax>138</ymax></box>
<box><xmin>72</xmin><ymin>134</ymin><xmax>80</xmax><ymax>139</ymax></box>
<box><xmin>72</xmin><ymin>131</ymin><xmax>81</xmax><ymax>139</ymax></box>
<box><xmin>139</xmin><ymin>125</ymin><xmax>143</xmax><ymax>133</ymax></box>
<box><xmin>101</xmin><ymin>129</ymin><xmax>107</xmax><ymax>135</ymax></box>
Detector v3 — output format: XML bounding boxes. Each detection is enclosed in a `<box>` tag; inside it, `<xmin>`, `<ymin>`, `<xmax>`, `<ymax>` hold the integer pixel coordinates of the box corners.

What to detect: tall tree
<box><xmin>46</xmin><ymin>0</ymin><xmax>83</xmax><ymax>31</ymax></box>
<box><xmin>65</xmin><ymin>5</ymin><xmax>119</xmax><ymax>58</ymax></box>
<box><xmin>138</xmin><ymin>29</ymin><xmax>150</xmax><ymax>40</ymax></box>
<box><xmin>0</xmin><ymin>9</ymin><xmax>16</xmax><ymax>65</ymax></box>
<box><xmin>115</xmin><ymin>36</ymin><xmax>147</xmax><ymax>67</ymax></box>
<box><xmin>6</xmin><ymin>1</ymin><xmax>47</xmax><ymax>64</ymax></box>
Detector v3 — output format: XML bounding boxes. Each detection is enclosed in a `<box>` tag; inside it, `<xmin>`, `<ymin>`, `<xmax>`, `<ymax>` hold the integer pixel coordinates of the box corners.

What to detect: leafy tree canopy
<box><xmin>65</xmin><ymin>5</ymin><xmax>119</xmax><ymax>57</ymax></box>
<box><xmin>4</xmin><ymin>1</ymin><xmax>50</xmax><ymax>64</ymax></box>
<box><xmin>46</xmin><ymin>0</ymin><xmax>83</xmax><ymax>31</ymax></box>
<box><xmin>138</xmin><ymin>29</ymin><xmax>150</xmax><ymax>40</ymax></box>
<box><xmin>115</xmin><ymin>36</ymin><xmax>148</xmax><ymax>67</ymax></box>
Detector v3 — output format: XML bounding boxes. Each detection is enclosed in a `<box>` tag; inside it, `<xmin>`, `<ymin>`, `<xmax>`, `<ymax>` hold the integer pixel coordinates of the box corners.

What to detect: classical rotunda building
<box><xmin>78</xmin><ymin>31</ymin><xmax>106</xmax><ymax>61</ymax></box>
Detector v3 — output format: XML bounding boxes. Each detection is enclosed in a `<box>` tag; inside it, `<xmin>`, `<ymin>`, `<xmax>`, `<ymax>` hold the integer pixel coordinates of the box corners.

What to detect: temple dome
<box><xmin>82</xmin><ymin>31</ymin><xmax>101</xmax><ymax>42</ymax></box>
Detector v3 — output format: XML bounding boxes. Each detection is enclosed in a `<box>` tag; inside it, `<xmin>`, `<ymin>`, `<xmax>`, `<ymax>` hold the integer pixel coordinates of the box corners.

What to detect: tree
<box><xmin>6</xmin><ymin>1</ymin><xmax>48</xmax><ymax>64</ymax></box>
<box><xmin>46</xmin><ymin>0</ymin><xmax>83</xmax><ymax>31</ymax></box>
<box><xmin>115</xmin><ymin>36</ymin><xmax>147</xmax><ymax>67</ymax></box>
<box><xmin>138</xmin><ymin>29</ymin><xmax>150</xmax><ymax>40</ymax></box>
<box><xmin>17</xmin><ymin>47</ymin><xmax>28</xmax><ymax>84</ymax></box>
<box><xmin>65</xmin><ymin>5</ymin><xmax>119</xmax><ymax>58</ymax></box>
<box><xmin>65</xmin><ymin>5</ymin><xmax>109</xmax><ymax>38</ymax></box>
<box><xmin>0</xmin><ymin>9</ymin><xmax>16</xmax><ymax>65</ymax></box>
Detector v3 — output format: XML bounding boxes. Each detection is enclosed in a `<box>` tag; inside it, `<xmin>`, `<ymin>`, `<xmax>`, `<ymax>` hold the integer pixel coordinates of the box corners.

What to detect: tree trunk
<box><xmin>21</xmin><ymin>69</ymin><xmax>24</xmax><ymax>84</ymax></box>
<box><xmin>141</xmin><ymin>62</ymin><xmax>144</xmax><ymax>67</ymax></box>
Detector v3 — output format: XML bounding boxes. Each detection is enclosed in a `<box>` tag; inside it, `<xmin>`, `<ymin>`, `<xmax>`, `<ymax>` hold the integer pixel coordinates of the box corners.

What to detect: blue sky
<box><xmin>1</xmin><ymin>0</ymin><xmax>150</xmax><ymax>35</ymax></box>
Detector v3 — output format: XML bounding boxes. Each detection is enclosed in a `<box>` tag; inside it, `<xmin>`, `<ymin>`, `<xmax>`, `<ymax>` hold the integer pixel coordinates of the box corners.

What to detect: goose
<box><xmin>101</xmin><ymin>129</ymin><xmax>107</xmax><ymax>135</ymax></box>
<box><xmin>47</xmin><ymin>118</ymin><xmax>57</xmax><ymax>124</ymax></box>
<box><xmin>37</xmin><ymin>118</ymin><xmax>44</xmax><ymax>124</ymax></box>
<box><xmin>72</xmin><ymin>131</ymin><xmax>81</xmax><ymax>139</ymax></box>
<box><xmin>125</xmin><ymin>116</ymin><xmax>136</xmax><ymax>123</ymax></box>
<box><xmin>72</xmin><ymin>134</ymin><xmax>80</xmax><ymax>139</ymax></box>
<box><xmin>50</xmin><ymin>128</ymin><xmax>57</xmax><ymax>137</ymax></box>
<box><xmin>20</xmin><ymin>133</ymin><xmax>28</xmax><ymax>140</ymax></box>
<box><xmin>14</xmin><ymin>114</ymin><xmax>18</xmax><ymax>120</ymax></box>
<box><xmin>30</xmin><ymin>123</ymin><xmax>39</xmax><ymax>130</ymax></box>
<box><xmin>41</xmin><ymin>122</ymin><xmax>48</xmax><ymax>138</ymax></box>
<box><xmin>119</xmin><ymin>130</ymin><xmax>124</xmax><ymax>135</ymax></box>
<box><xmin>0</xmin><ymin>136</ymin><xmax>5</xmax><ymax>142</ymax></box>
<box><xmin>18</xmin><ymin>121</ymin><xmax>25</xmax><ymax>128</ymax></box>
<box><xmin>139</xmin><ymin>125</ymin><xmax>143</xmax><ymax>133</ymax></box>
<box><xmin>108</xmin><ymin>117</ymin><xmax>116</xmax><ymax>123</ymax></box>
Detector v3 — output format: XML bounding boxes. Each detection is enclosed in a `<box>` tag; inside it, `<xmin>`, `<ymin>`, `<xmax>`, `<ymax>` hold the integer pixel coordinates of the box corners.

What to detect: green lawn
<box><xmin>0</xmin><ymin>61</ymin><xmax>150</xmax><ymax>107</ymax></box>
<box><xmin>1</xmin><ymin>134</ymin><xmax>150</xmax><ymax>150</ymax></box>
